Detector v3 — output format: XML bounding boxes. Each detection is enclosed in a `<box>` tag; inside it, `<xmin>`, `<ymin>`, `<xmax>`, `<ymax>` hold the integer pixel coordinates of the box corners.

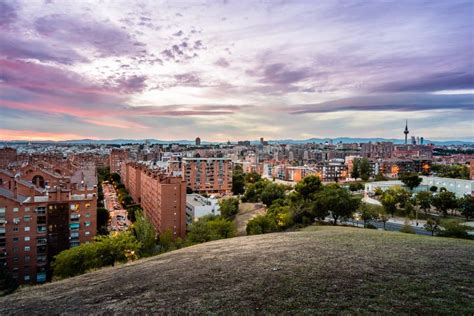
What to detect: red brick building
<box><xmin>181</xmin><ymin>158</ymin><xmax>232</xmax><ymax>195</ymax></box>
<box><xmin>121</xmin><ymin>162</ymin><xmax>186</xmax><ymax>238</ymax></box>
<box><xmin>109</xmin><ymin>149</ymin><xmax>128</xmax><ymax>174</ymax></box>
<box><xmin>0</xmin><ymin>166</ymin><xmax>97</xmax><ymax>285</ymax></box>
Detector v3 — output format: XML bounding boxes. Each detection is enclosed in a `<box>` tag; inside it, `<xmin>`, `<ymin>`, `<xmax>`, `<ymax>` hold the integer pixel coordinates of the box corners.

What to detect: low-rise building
<box><xmin>186</xmin><ymin>194</ymin><xmax>220</xmax><ymax>224</ymax></box>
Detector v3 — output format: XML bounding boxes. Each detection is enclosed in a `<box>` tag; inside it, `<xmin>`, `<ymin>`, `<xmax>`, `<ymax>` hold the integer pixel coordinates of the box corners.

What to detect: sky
<box><xmin>0</xmin><ymin>0</ymin><xmax>473</xmax><ymax>142</ymax></box>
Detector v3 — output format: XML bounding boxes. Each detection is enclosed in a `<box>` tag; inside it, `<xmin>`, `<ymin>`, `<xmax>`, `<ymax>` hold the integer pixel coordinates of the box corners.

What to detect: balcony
<box><xmin>69</xmin><ymin>223</ymin><xmax>80</xmax><ymax>231</ymax></box>
<box><xmin>37</xmin><ymin>225</ymin><xmax>47</xmax><ymax>233</ymax></box>
<box><xmin>37</xmin><ymin>238</ymin><xmax>47</xmax><ymax>246</ymax></box>
<box><xmin>37</xmin><ymin>245</ymin><xmax>47</xmax><ymax>254</ymax></box>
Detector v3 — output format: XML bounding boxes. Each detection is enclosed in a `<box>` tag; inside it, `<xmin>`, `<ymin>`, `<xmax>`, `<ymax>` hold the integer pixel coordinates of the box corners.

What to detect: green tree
<box><xmin>399</xmin><ymin>173</ymin><xmax>422</xmax><ymax>191</ymax></box>
<box><xmin>246</xmin><ymin>214</ymin><xmax>278</xmax><ymax>235</ymax></box>
<box><xmin>187</xmin><ymin>220</ymin><xmax>212</xmax><ymax>243</ymax></box>
<box><xmin>219</xmin><ymin>197</ymin><xmax>240</xmax><ymax>220</ymax></box>
<box><xmin>52</xmin><ymin>232</ymin><xmax>141</xmax><ymax>279</ymax></box>
<box><xmin>359</xmin><ymin>158</ymin><xmax>371</xmax><ymax>181</ymax></box>
<box><xmin>158</xmin><ymin>229</ymin><xmax>175</xmax><ymax>252</ymax></box>
<box><xmin>351</xmin><ymin>159</ymin><xmax>360</xmax><ymax>179</ymax></box>
<box><xmin>232</xmin><ymin>172</ymin><xmax>245</xmax><ymax>195</ymax></box>
<box><xmin>97</xmin><ymin>207</ymin><xmax>110</xmax><ymax>235</ymax></box>
<box><xmin>314</xmin><ymin>185</ymin><xmax>361</xmax><ymax>225</ymax></box>
<box><xmin>424</xmin><ymin>217</ymin><xmax>440</xmax><ymax>236</ymax></box>
<box><xmin>208</xmin><ymin>217</ymin><xmax>236</xmax><ymax>239</ymax></box>
<box><xmin>438</xmin><ymin>221</ymin><xmax>470</xmax><ymax>239</ymax></box>
<box><xmin>381</xmin><ymin>192</ymin><xmax>397</xmax><ymax>216</ymax></box>
<box><xmin>132</xmin><ymin>210</ymin><xmax>157</xmax><ymax>257</ymax></box>
<box><xmin>432</xmin><ymin>191</ymin><xmax>458</xmax><ymax>217</ymax></box>
<box><xmin>359</xmin><ymin>203</ymin><xmax>381</xmax><ymax>228</ymax></box>
<box><xmin>245</xmin><ymin>172</ymin><xmax>261</xmax><ymax>184</ymax></box>
<box><xmin>458</xmin><ymin>195</ymin><xmax>474</xmax><ymax>220</ymax></box>
<box><xmin>429</xmin><ymin>185</ymin><xmax>438</xmax><ymax>192</ymax></box>
<box><xmin>110</xmin><ymin>172</ymin><xmax>121</xmax><ymax>183</ymax></box>
<box><xmin>261</xmin><ymin>183</ymin><xmax>286</xmax><ymax>206</ymax></box>
<box><xmin>295</xmin><ymin>175</ymin><xmax>322</xmax><ymax>200</ymax></box>
<box><xmin>379</xmin><ymin>210</ymin><xmax>389</xmax><ymax>230</ymax></box>
<box><xmin>375</xmin><ymin>173</ymin><xmax>387</xmax><ymax>181</ymax></box>
<box><xmin>349</xmin><ymin>182</ymin><xmax>364</xmax><ymax>192</ymax></box>
<box><xmin>415</xmin><ymin>191</ymin><xmax>433</xmax><ymax>215</ymax></box>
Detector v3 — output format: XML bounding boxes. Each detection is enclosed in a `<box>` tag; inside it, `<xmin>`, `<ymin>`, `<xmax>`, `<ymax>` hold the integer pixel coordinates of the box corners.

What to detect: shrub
<box><xmin>400</xmin><ymin>222</ymin><xmax>416</xmax><ymax>234</ymax></box>
<box><xmin>246</xmin><ymin>215</ymin><xmax>278</xmax><ymax>235</ymax></box>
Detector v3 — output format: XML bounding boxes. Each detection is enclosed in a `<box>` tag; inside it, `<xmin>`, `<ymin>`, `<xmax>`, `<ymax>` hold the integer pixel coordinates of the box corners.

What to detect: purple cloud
<box><xmin>374</xmin><ymin>72</ymin><xmax>474</xmax><ymax>93</ymax></box>
<box><xmin>215</xmin><ymin>58</ymin><xmax>230</xmax><ymax>67</ymax></box>
<box><xmin>288</xmin><ymin>94</ymin><xmax>474</xmax><ymax>114</ymax></box>
<box><xmin>34</xmin><ymin>14</ymin><xmax>145</xmax><ymax>57</ymax></box>
<box><xmin>0</xmin><ymin>1</ymin><xmax>17</xmax><ymax>28</ymax></box>
<box><xmin>0</xmin><ymin>33</ymin><xmax>87</xmax><ymax>64</ymax></box>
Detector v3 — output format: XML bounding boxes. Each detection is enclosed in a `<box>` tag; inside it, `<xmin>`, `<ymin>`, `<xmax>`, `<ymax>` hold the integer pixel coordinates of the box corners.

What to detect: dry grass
<box><xmin>234</xmin><ymin>202</ymin><xmax>266</xmax><ymax>235</ymax></box>
<box><xmin>1</xmin><ymin>226</ymin><xmax>473</xmax><ymax>315</ymax></box>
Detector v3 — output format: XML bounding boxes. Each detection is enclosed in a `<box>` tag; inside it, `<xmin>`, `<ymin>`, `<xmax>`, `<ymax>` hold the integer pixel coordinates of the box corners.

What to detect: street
<box><xmin>102</xmin><ymin>182</ymin><xmax>131</xmax><ymax>232</ymax></box>
<box><xmin>332</xmin><ymin>217</ymin><xmax>432</xmax><ymax>236</ymax></box>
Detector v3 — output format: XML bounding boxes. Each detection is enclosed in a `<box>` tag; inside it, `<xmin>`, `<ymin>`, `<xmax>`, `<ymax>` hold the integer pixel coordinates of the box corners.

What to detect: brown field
<box><xmin>1</xmin><ymin>226</ymin><xmax>473</xmax><ymax>315</ymax></box>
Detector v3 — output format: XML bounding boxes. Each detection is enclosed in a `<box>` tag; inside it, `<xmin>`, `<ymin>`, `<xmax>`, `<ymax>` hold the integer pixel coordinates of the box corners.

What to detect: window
<box><xmin>85</xmin><ymin>212</ymin><xmax>91</xmax><ymax>218</ymax></box>
<box><xmin>24</xmin><ymin>275</ymin><xmax>30</xmax><ymax>281</ymax></box>
<box><xmin>85</xmin><ymin>231</ymin><xmax>90</xmax><ymax>236</ymax></box>
<box><xmin>24</xmin><ymin>226</ymin><xmax>30</xmax><ymax>232</ymax></box>
<box><xmin>85</xmin><ymin>203</ymin><xmax>91</xmax><ymax>208</ymax></box>
<box><xmin>13</xmin><ymin>217</ymin><xmax>20</xmax><ymax>224</ymax></box>
<box><xmin>24</xmin><ymin>256</ymin><xmax>30</xmax><ymax>262</ymax></box>
<box><xmin>13</xmin><ymin>237</ymin><xmax>19</xmax><ymax>242</ymax></box>
<box><xmin>85</xmin><ymin>221</ymin><xmax>91</xmax><ymax>227</ymax></box>
<box><xmin>13</xmin><ymin>227</ymin><xmax>19</xmax><ymax>232</ymax></box>
<box><xmin>24</xmin><ymin>207</ymin><xmax>30</xmax><ymax>212</ymax></box>
<box><xmin>13</xmin><ymin>247</ymin><xmax>18</xmax><ymax>253</ymax></box>
<box><xmin>13</xmin><ymin>207</ymin><xmax>19</xmax><ymax>212</ymax></box>
<box><xmin>24</xmin><ymin>236</ymin><xmax>30</xmax><ymax>242</ymax></box>
<box><xmin>24</xmin><ymin>246</ymin><xmax>30</xmax><ymax>251</ymax></box>
<box><xmin>24</xmin><ymin>215</ymin><xmax>31</xmax><ymax>222</ymax></box>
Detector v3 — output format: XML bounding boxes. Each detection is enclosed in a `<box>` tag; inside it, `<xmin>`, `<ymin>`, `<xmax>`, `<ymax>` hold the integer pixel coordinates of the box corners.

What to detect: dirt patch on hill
<box><xmin>235</xmin><ymin>202</ymin><xmax>266</xmax><ymax>235</ymax></box>
<box><xmin>1</xmin><ymin>227</ymin><xmax>473</xmax><ymax>315</ymax></box>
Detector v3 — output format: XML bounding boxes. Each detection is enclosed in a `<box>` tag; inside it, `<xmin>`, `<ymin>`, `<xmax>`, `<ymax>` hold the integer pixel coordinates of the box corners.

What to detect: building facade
<box><xmin>181</xmin><ymin>158</ymin><xmax>232</xmax><ymax>195</ymax></box>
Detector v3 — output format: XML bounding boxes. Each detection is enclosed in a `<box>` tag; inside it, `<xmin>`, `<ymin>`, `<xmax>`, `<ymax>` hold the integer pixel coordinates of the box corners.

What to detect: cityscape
<box><xmin>0</xmin><ymin>0</ymin><xmax>473</xmax><ymax>314</ymax></box>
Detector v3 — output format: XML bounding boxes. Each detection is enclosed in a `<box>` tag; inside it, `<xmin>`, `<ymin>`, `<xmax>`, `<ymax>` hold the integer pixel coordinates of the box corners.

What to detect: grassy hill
<box><xmin>1</xmin><ymin>227</ymin><xmax>473</xmax><ymax>314</ymax></box>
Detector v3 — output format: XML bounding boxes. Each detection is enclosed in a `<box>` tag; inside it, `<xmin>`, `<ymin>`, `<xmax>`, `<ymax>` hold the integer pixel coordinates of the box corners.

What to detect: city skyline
<box><xmin>1</xmin><ymin>0</ymin><xmax>473</xmax><ymax>141</ymax></box>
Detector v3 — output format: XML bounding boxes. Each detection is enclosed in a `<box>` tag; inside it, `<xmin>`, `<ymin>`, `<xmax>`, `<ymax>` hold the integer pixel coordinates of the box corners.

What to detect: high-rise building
<box><xmin>0</xmin><ymin>166</ymin><xmax>97</xmax><ymax>285</ymax></box>
<box><xmin>404</xmin><ymin>120</ymin><xmax>409</xmax><ymax>145</ymax></box>
<box><xmin>109</xmin><ymin>149</ymin><xmax>128</xmax><ymax>174</ymax></box>
<box><xmin>195</xmin><ymin>137</ymin><xmax>201</xmax><ymax>146</ymax></box>
<box><xmin>181</xmin><ymin>158</ymin><xmax>232</xmax><ymax>195</ymax></box>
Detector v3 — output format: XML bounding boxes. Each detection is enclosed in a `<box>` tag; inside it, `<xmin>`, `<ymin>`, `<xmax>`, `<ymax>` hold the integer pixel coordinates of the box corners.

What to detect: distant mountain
<box><xmin>2</xmin><ymin>138</ymin><xmax>473</xmax><ymax>146</ymax></box>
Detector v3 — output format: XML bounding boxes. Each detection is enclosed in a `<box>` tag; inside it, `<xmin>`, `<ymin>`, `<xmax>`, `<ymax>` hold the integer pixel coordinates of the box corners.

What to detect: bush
<box><xmin>187</xmin><ymin>216</ymin><xmax>236</xmax><ymax>243</ymax></box>
<box><xmin>400</xmin><ymin>222</ymin><xmax>416</xmax><ymax>234</ymax></box>
<box><xmin>366</xmin><ymin>223</ymin><xmax>377</xmax><ymax>229</ymax></box>
<box><xmin>246</xmin><ymin>215</ymin><xmax>278</xmax><ymax>235</ymax></box>
<box><xmin>219</xmin><ymin>198</ymin><xmax>239</xmax><ymax>220</ymax></box>
<box><xmin>439</xmin><ymin>222</ymin><xmax>471</xmax><ymax>239</ymax></box>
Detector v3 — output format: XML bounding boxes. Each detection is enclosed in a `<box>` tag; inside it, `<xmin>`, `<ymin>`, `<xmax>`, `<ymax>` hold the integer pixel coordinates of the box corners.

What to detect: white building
<box><xmin>420</xmin><ymin>176</ymin><xmax>473</xmax><ymax>197</ymax></box>
<box><xmin>186</xmin><ymin>194</ymin><xmax>220</xmax><ymax>224</ymax></box>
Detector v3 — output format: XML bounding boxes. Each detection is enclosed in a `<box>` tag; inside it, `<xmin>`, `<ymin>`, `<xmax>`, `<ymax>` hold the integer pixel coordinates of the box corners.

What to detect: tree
<box><xmin>458</xmin><ymin>195</ymin><xmax>474</xmax><ymax>220</ymax></box>
<box><xmin>110</xmin><ymin>173</ymin><xmax>121</xmax><ymax>183</ymax></box>
<box><xmin>379</xmin><ymin>210</ymin><xmax>389</xmax><ymax>230</ymax></box>
<box><xmin>359</xmin><ymin>203</ymin><xmax>380</xmax><ymax>228</ymax></box>
<box><xmin>424</xmin><ymin>217</ymin><xmax>440</xmax><ymax>236</ymax></box>
<box><xmin>219</xmin><ymin>197</ymin><xmax>240</xmax><ymax>220</ymax></box>
<box><xmin>438</xmin><ymin>221</ymin><xmax>470</xmax><ymax>239</ymax></box>
<box><xmin>399</xmin><ymin>173</ymin><xmax>422</xmax><ymax>191</ymax></box>
<box><xmin>381</xmin><ymin>192</ymin><xmax>397</xmax><ymax>216</ymax></box>
<box><xmin>52</xmin><ymin>232</ymin><xmax>141</xmax><ymax>279</ymax></box>
<box><xmin>429</xmin><ymin>186</ymin><xmax>438</xmax><ymax>193</ymax></box>
<box><xmin>314</xmin><ymin>185</ymin><xmax>361</xmax><ymax>225</ymax></box>
<box><xmin>432</xmin><ymin>191</ymin><xmax>457</xmax><ymax>217</ymax></box>
<box><xmin>415</xmin><ymin>191</ymin><xmax>433</xmax><ymax>215</ymax></box>
<box><xmin>246</xmin><ymin>215</ymin><xmax>278</xmax><ymax>235</ymax></box>
<box><xmin>261</xmin><ymin>183</ymin><xmax>286</xmax><ymax>206</ymax></box>
<box><xmin>245</xmin><ymin>172</ymin><xmax>261</xmax><ymax>184</ymax></box>
<box><xmin>187</xmin><ymin>216</ymin><xmax>236</xmax><ymax>243</ymax></box>
<box><xmin>97</xmin><ymin>207</ymin><xmax>110</xmax><ymax>235</ymax></box>
<box><xmin>375</xmin><ymin>173</ymin><xmax>387</xmax><ymax>181</ymax></box>
<box><xmin>232</xmin><ymin>172</ymin><xmax>245</xmax><ymax>195</ymax></box>
<box><xmin>351</xmin><ymin>159</ymin><xmax>360</xmax><ymax>179</ymax></box>
<box><xmin>359</xmin><ymin>158</ymin><xmax>371</xmax><ymax>181</ymax></box>
<box><xmin>349</xmin><ymin>182</ymin><xmax>364</xmax><ymax>192</ymax></box>
<box><xmin>0</xmin><ymin>265</ymin><xmax>18</xmax><ymax>296</ymax></box>
<box><xmin>132</xmin><ymin>210</ymin><xmax>157</xmax><ymax>257</ymax></box>
<box><xmin>295</xmin><ymin>175</ymin><xmax>322</xmax><ymax>200</ymax></box>
<box><xmin>158</xmin><ymin>229</ymin><xmax>175</xmax><ymax>252</ymax></box>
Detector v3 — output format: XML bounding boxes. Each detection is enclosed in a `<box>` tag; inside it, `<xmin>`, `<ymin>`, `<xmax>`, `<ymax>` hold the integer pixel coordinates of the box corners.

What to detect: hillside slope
<box><xmin>1</xmin><ymin>227</ymin><xmax>473</xmax><ymax>314</ymax></box>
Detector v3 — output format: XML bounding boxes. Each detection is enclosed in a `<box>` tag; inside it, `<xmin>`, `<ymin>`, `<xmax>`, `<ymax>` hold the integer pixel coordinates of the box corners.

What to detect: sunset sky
<box><xmin>0</xmin><ymin>0</ymin><xmax>473</xmax><ymax>142</ymax></box>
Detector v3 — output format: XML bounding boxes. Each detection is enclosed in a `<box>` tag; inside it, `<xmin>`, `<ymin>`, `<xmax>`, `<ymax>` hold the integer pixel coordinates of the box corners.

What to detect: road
<box><xmin>102</xmin><ymin>182</ymin><xmax>131</xmax><ymax>232</ymax></box>
<box><xmin>333</xmin><ymin>218</ymin><xmax>432</xmax><ymax>236</ymax></box>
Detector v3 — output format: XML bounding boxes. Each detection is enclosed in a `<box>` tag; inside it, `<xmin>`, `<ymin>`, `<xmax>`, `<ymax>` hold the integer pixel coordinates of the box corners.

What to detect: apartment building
<box><xmin>0</xmin><ymin>167</ymin><xmax>97</xmax><ymax>285</ymax></box>
<box><xmin>109</xmin><ymin>149</ymin><xmax>128</xmax><ymax>174</ymax></box>
<box><xmin>181</xmin><ymin>158</ymin><xmax>232</xmax><ymax>195</ymax></box>
<box><xmin>122</xmin><ymin>162</ymin><xmax>187</xmax><ymax>238</ymax></box>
